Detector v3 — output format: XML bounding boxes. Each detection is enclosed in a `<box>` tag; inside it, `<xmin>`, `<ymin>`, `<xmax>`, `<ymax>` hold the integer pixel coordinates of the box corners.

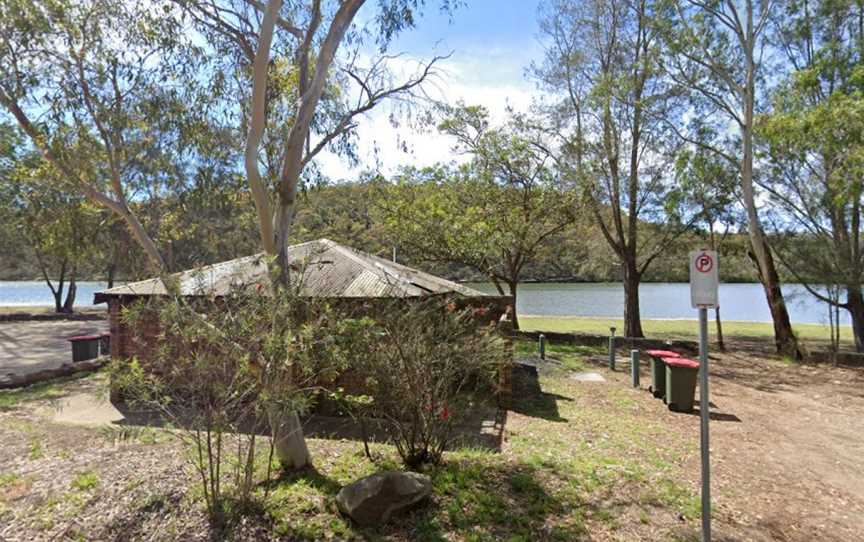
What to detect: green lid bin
<box><xmin>646</xmin><ymin>350</ymin><xmax>680</xmax><ymax>400</ymax></box>
<box><xmin>663</xmin><ymin>357</ymin><xmax>699</xmax><ymax>413</ymax></box>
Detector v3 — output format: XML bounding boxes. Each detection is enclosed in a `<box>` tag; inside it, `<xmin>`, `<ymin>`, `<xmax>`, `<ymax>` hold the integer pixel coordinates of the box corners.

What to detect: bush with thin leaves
<box><xmin>343</xmin><ymin>298</ymin><xmax>509</xmax><ymax>468</ymax></box>
<box><xmin>111</xmin><ymin>278</ymin><xmax>352</xmax><ymax>525</ymax></box>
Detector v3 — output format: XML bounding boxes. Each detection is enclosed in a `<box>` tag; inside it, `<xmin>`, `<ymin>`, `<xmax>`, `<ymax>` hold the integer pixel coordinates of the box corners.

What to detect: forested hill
<box><xmin>0</xmin><ymin>181</ymin><xmax>761</xmax><ymax>284</ymax></box>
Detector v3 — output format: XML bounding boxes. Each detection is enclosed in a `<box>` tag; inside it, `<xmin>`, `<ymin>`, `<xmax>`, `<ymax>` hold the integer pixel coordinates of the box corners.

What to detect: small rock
<box><xmin>336</xmin><ymin>471</ymin><xmax>431</xmax><ymax>526</ymax></box>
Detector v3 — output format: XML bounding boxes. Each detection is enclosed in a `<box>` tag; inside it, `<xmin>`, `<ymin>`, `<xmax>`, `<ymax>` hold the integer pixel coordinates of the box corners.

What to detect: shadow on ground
<box><xmin>110</xmin><ymin>396</ymin><xmax>507</xmax><ymax>453</ymax></box>
<box><xmin>507</xmin><ymin>365</ymin><xmax>571</xmax><ymax>422</ymax></box>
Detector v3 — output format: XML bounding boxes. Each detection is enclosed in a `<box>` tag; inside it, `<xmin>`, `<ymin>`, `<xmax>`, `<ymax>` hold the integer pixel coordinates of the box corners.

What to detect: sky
<box><xmin>315</xmin><ymin>0</ymin><xmax>545</xmax><ymax>181</ymax></box>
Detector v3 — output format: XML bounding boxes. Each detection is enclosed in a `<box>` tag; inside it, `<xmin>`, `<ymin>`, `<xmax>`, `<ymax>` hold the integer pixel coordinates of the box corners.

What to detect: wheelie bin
<box><xmin>663</xmin><ymin>356</ymin><xmax>700</xmax><ymax>413</ymax></box>
<box><xmin>645</xmin><ymin>350</ymin><xmax>680</xmax><ymax>400</ymax></box>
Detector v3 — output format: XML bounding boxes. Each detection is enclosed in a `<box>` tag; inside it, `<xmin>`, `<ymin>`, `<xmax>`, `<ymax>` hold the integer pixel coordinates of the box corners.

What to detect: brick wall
<box><xmin>106</xmin><ymin>294</ymin><xmax>514</xmax><ymax>404</ymax></box>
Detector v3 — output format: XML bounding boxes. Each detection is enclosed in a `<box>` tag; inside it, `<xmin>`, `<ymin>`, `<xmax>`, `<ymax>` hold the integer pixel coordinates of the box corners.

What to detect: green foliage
<box><xmin>381</xmin><ymin>105</ymin><xmax>577</xmax><ymax>326</ymax></box>
<box><xmin>339</xmin><ymin>297</ymin><xmax>509</xmax><ymax>467</ymax></box>
<box><xmin>70</xmin><ymin>472</ymin><xmax>99</xmax><ymax>492</ymax></box>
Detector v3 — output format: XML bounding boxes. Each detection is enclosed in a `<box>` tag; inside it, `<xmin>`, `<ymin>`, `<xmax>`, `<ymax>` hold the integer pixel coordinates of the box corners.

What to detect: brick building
<box><xmin>94</xmin><ymin>239</ymin><xmax>513</xmax><ymax>399</ymax></box>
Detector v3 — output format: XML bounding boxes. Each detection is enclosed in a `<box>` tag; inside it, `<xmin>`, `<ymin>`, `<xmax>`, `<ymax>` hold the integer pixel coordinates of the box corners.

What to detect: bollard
<box><xmin>631</xmin><ymin>349</ymin><xmax>640</xmax><ymax>388</ymax></box>
<box><xmin>538</xmin><ymin>334</ymin><xmax>546</xmax><ymax>360</ymax></box>
<box><xmin>608</xmin><ymin>327</ymin><xmax>616</xmax><ymax>370</ymax></box>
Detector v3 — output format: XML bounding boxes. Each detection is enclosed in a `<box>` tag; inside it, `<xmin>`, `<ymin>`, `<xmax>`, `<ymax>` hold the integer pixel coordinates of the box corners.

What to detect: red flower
<box><xmin>440</xmin><ymin>405</ymin><xmax>450</xmax><ymax>421</ymax></box>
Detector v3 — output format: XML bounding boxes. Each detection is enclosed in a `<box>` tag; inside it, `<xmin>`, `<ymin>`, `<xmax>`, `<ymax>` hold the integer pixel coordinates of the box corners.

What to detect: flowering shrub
<box><xmin>344</xmin><ymin>297</ymin><xmax>509</xmax><ymax>467</ymax></box>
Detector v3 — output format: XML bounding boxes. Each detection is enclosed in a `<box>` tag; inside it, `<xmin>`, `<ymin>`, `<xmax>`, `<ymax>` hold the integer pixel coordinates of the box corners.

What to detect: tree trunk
<box><xmin>506</xmin><ymin>280</ymin><xmax>519</xmax><ymax>330</ymax></box>
<box><xmin>739</xmin><ymin>14</ymin><xmax>801</xmax><ymax>358</ymax></box>
<box><xmin>107</xmin><ymin>261</ymin><xmax>116</xmax><ymax>289</ymax></box>
<box><xmin>62</xmin><ymin>271</ymin><xmax>77</xmax><ymax>314</ymax></box>
<box><xmin>623</xmin><ymin>258</ymin><xmax>644</xmax><ymax>338</ymax></box>
<box><xmin>268</xmin><ymin>408</ymin><xmax>311</xmax><ymax>470</ymax></box>
<box><xmin>52</xmin><ymin>259</ymin><xmax>67</xmax><ymax>313</ymax></box>
<box><xmin>846</xmin><ymin>287</ymin><xmax>864</xmax><ymax>353</ymax></box>
<box><xmin>714</xmin><ymin>306</ymin><xmax>725</xmax><ymax>351</ymax></box>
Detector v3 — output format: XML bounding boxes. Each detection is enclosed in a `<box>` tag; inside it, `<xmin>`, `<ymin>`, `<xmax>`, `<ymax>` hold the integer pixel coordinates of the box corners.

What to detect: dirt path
<box><xmin>659</xmin><ymin>347</ymin><xmax>864</xmax><ymax>541</ymax></box>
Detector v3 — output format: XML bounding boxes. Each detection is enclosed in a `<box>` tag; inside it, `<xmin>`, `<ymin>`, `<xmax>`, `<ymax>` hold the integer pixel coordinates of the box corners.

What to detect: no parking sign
<box><xmin>690</xmin><ymin>250</ymin><xmax>719</xmax><ymax>308</ymax></box>
<box><xmin>690</xmin><ymin>249</ymin><xmax>717</xmax><ymax>542</ymax></box>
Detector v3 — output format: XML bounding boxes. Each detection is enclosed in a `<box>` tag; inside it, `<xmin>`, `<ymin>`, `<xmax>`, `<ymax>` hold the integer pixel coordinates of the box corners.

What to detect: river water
<box><xmin>464</xmin><ymin>282</ymin><xmax>845</xmax><ymax>325</ymax></box>
<box><xmin>0</xmin><ymin>281</ymin><xmax>109</xmax><ymax>308</ymax></box>
<box><xmin>0</xmin><ymin>280</ymin><xmax>842</xmax><ymax>324</ymax></box>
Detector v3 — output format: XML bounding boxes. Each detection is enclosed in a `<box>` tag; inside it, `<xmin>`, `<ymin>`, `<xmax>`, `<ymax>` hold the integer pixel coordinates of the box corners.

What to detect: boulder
<box><xmin>336</xmin><ymin>471</ymin><xmax>431</xmax><ymax>526</ymax></box>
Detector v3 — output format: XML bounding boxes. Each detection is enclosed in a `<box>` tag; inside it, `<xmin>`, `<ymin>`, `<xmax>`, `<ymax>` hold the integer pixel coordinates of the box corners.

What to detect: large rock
<box><xmin>336</xmin><ymin>471</ymin><xmax>432</xmax><ymax>526</ymax></box>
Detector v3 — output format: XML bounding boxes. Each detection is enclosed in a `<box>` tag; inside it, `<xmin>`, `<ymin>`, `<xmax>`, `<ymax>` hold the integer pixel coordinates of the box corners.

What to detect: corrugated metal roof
<box><xmin>94</xmin><ymin>239</ymin><xmax>491</xmax><ymax>302</ymax></box>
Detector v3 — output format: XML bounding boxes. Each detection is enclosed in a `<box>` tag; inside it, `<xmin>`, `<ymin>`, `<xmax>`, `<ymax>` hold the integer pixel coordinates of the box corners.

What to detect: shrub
<box><xmin>112</xmin><ymin>277</ymin><xmax>352</xmax><ymax>524</ymax></box>
<box><xmin>343</xmin><ymin>298</ymin><xmax>510</xmax><ymax>467</ymax></box>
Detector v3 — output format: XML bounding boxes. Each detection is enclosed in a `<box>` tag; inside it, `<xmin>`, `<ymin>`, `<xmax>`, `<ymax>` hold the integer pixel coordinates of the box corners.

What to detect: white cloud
<box><xmin>315</xmin><ymin>47</ymin><xmax>538</xmax><ymax>181</ymax></box>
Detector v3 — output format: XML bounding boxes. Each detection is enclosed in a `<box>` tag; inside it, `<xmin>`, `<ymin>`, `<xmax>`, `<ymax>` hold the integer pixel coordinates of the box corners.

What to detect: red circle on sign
<box><xmin>696</xmin><ymin>253</ymin><xmax>713</xmax><ymax>273</ymax></box>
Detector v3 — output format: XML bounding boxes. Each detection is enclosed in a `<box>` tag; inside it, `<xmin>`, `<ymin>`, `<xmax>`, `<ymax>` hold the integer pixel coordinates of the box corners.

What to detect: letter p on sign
<box><xmin>690</xmin><ymin>250</ymin><xmax>719</xmax><ymax>308</ymax></box>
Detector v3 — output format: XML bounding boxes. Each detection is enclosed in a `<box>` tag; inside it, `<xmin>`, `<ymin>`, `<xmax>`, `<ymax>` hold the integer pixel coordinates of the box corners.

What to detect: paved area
<box><xmin>0</xmin><ymin>319</ymin><xmax>108</xmax><ymax>377</ymax></box>
<box><xmin>572</xmin><ymin>371</ymin><xmax>606</xmax><ymax>382</ymax></box>
<box><xmin>48</xmin><ymin>391</ymin><xmax>127</xmax><ymax>425</ymax></box>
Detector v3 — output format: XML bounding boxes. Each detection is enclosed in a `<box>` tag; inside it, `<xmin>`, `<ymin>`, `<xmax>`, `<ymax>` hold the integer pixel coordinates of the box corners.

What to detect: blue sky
<box><xmin>317</xmin><ymin>0</ymin><xmax>546</xmax><ymax>180</ymax></box>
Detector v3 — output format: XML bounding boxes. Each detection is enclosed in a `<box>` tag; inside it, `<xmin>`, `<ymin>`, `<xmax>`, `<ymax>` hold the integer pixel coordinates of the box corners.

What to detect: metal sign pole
<box><xmin>698</xmin><ymin>306</ymin><xmax>711</xmax><ymax>542</ymax></box>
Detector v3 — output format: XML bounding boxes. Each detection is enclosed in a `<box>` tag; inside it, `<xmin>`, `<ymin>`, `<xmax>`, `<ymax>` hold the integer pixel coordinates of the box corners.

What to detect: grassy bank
<box><xmin>520</xmin><ymin>315</ymin><xmax>852</xmax><ymax>344</ymax></box>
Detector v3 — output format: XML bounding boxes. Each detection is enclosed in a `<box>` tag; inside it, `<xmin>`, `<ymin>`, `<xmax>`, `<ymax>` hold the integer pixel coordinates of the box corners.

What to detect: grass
<box><xmin>254</xmin><ymin>363</ymin><xmax>698</xmax><ymax>541</ymax></box>
<box><xmin>70</xmin><ymin>471</ymin><xmax>100</xmax><ymax>492</ymax></box>
<box><xmin>520</xmin><ymin>315</ymin><xmax>852</xmax><ymax>344</ymax></box>
<box><xmin>0</xmin><ymin>353</ymin><xmax>704</xmax><ymax>540</ymax></box>
<box><xmin>513</xmin><ymin>340</ymin><xmax>602</xmax><ymax>371</ymax></box>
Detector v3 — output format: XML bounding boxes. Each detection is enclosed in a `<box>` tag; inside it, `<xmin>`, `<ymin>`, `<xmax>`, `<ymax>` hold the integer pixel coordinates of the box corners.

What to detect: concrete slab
<box><xmin>572</xmin><ymin>371</ymin><xmax>606</xmax><ymax>382</ymax></box>
<box><xmin>0</xmin><ymin>320</ymin><xmax>108</xmax><ymax>377</ymax></box>
<box><xmin>49</xmin><ymin>392</ymin><xmax>127</xmax><ymax>425</ymax></box>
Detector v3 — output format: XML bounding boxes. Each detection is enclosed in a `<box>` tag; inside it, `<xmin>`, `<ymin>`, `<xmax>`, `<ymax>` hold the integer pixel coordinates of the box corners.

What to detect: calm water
<box><xmin>465</xmin><ymin>282</ymin><xmax>847</xmax><ymax>325</ymax></box>
<box><xmin>0</xmin><ymin>280</ymin><xmax>843</xmax><ymax>324</ymax></box>
<box><xmin>0</xmin><ymin>281</ymin><xmax>109</xmax><ymax>307</ymax></box>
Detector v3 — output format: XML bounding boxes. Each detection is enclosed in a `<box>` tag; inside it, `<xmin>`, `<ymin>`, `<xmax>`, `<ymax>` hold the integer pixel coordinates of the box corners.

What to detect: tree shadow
<box><xmin>709</xmin><ymin>349</ymin><xmax>864</xmax><ymax>398</ymax></box>
<box><xmin>110</xmin><ymin>395</ymin><xmax>507</xmax><ymax>453</ymax></box>
<box><xmin>261</xmin><ymin>465</ymin><xmax>343</xmax><ymax>496</ymax></box>
<box><xmin>508</xmin><ymin>364</ymin><xmax>571</xmax><ymax>422</ymax></box>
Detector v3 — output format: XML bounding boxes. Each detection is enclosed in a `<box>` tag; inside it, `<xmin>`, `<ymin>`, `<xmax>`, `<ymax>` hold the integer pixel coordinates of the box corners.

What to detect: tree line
<box><xmin>2</xmin><ymin>0</ymin><xmax>863</xmax><ymax>354</ymax></box>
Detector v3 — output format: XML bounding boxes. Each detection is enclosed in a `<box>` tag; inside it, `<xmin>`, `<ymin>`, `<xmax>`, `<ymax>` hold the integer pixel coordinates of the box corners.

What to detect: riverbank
<box><xmin>520</xmin><ymin>315</ymin><xmax>852</xmax><ymax>345</ymax></box>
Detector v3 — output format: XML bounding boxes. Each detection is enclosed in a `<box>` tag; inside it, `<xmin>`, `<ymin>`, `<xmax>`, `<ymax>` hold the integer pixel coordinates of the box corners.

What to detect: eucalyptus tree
<box><xmin>663</xmin><ymin>0</ymin><xmax>802</xmax><ymax>356</ymax></box>
<box><xmin>0</xmin><ymin>0</ymin><xmax>203</xmax><ymax>273</ymax></box>
<box><xmin>176</xmin><ymin>0</ymin><xmax>457</xmax><ymax>469</ymax></box>
<box><xmin>382</xmin><ymin>105</ymin><xmax>578</xmax><ymax>330</ymax></box>
<box><xmin>673</xmin><ymin>143</ymin><xmax>740</xmax><ymax>349</ymax></box>
<box><xmin>760</xmin><ymin>0</ymin><xmax>864</xmax><ymax>350</ymax></box>
<box><xmin>176</xmin><ymin>0</ymin><xmax>449</xmax><ymax>287</ymax></box>
<box><xmin>534</xmin><ymin>0</ymin><xmax>695</xmax><ymax>338</ymax></box>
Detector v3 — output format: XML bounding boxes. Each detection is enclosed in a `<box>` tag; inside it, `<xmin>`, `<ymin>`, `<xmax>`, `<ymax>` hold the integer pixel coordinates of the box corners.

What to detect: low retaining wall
<box><xmin>0</xmin><ymin>356</ymin><xmax>108</xmax><ymax>389</ymax></box>
<box><xmin>0</xmin><ymin>312</ymin><xmax>106</xmax><ymax>323</ymax></box>
<box><xmin>514</xmin><ymin>330</ymin><xmax>699</xmax><ymax>354</ymax></box>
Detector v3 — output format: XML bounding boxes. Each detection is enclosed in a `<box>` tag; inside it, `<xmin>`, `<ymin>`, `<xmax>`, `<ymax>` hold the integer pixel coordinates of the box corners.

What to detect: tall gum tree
<box><xmin>178</xmin><ymin>0</ymin><xmax>454</xmax><ymax>469</ymax></box>
<box><xmin>760</xmin><ymin>0</ymin><xmax>864</xmax><ymax>351</ymax></box>
<box><xmin>179</xmin><ymin>0</ymin><xmax>449</xmax><ymax>286</ymax></box>
<box><xmin>663</xmin><ymin>0</ymin><xmax>802</xmax><ymax>357</ymax></box>
<box><xmin>0</xmin><ymin>0</ymin><xmax>198</xmax><ymax>273</ymax></box>
<box><xmin>534</xmin><ymin>0</ymin><xmax>696</xmax><ymax>338</ymax></box>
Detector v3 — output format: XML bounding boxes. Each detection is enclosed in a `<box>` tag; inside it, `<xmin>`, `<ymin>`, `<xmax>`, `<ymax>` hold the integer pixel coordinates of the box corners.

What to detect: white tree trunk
<box><xmin>268</xmin><ymin>408</ymin><xmax>311</xmax><ymax>469</ymax></box>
